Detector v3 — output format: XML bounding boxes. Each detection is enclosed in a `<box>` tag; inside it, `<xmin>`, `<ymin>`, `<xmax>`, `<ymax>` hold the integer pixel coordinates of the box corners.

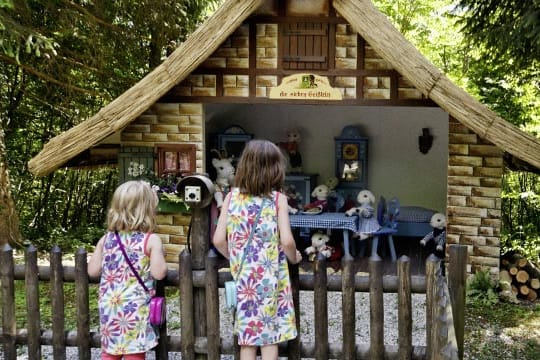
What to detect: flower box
<box><xmin>157</xmin><ymin>199</ymin><xmax>189</xmax><ymax>214</ymax></box>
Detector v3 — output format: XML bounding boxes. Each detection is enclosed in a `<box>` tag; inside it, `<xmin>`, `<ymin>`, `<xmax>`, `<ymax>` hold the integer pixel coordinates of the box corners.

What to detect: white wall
<box><xmin>205</xmin><ymin>104</ymin><xmax>448</xmax><ymax>212</ymax></box>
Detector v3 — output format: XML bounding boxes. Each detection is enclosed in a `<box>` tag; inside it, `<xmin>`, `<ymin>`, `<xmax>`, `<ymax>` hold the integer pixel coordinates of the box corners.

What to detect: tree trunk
<box><xmin>0</xmin><ymin>119</ymin><xmax>23</xmax><ymax>247</ymax></box>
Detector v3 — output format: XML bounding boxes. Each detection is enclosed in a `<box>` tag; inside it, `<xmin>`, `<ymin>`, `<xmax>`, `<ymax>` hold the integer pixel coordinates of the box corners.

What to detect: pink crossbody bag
<box><xmin>115</xmin><ymin>231</ymin><xmax>166</xmax><ymax>327</ymax></box>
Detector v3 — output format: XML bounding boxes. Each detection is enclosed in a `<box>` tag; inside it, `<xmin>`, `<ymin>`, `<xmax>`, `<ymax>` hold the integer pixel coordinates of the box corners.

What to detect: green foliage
<box><xmin>466</xmin><ymin>268</ymin><xmax>499</xmax><ymax>306</ymax></box>
<box><xmin>501</xmin><ymin>172</ymin><xmax>540</xmax><ymax>261</ymax></box>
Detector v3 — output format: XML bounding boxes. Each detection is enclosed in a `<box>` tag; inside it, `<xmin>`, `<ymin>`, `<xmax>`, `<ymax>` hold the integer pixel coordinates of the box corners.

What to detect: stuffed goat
<box><xmin>420</xmin><ymin>213</ymin><xmax>447</xmax><ymax>252</ymax></box>
<box><xmin>210</xmin><ymin>150</ymin><xmax>235</xmax><ymax>209</ymax></box>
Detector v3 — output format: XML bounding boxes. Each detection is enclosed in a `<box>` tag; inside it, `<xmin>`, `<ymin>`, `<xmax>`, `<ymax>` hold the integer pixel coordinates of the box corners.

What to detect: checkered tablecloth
<box><xmin>290</xmin><ymin>212</ymin><xmax>359</xmax><ymax>232</ymax></box>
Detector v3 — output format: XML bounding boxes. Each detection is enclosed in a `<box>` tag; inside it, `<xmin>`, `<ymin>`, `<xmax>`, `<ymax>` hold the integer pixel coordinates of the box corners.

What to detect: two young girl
<box><xmin>90</xmin><ymin>139</ymin><xmax>301</xmax><ymax>360</ymax></box>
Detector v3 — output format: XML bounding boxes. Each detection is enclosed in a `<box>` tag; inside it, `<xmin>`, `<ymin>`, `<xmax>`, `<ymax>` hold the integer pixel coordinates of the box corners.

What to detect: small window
<box><xmin>157</xmin><ymin>144</ymin><xmax>196</xmax><ymax>177</ymax></box>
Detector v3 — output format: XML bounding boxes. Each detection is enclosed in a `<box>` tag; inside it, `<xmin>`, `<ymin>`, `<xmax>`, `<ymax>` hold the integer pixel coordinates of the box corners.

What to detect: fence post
<box><xmin>341</xmin><ymin>253</ymin><xmax>356</xmax><ymax>360</ymax></box>
<box><xmin>50</xmin><ymin>245</ymin><xmax>66</xmax><ymax>359</ymax></box>
<box><xmin>314</xmin><ymin>253</ymin><xmax>328</xmax><ymax>360</ymax></box>
<box><xmin>288</xmin><ymin>261</ymin><xmax>301</xmax><ymax>360</ymax></box>
<box><xmin>397</xmin><ymin>255</ymin><xmax>412</xmax><ymax>360</ymax></box>
<box><xmin>426</xmin><ymin>254</ymin><xmax>441</xmax><ymax>360</ymax></box>
<box><xmin>448</xmin><ymin>245</ymin><xmax>467</xmax><ymax>360</ymax></box>
<box><xmin>180</xmin><ymin>249</ymin><xmax>195</xmax><ymax>360</ymax></box>
<box><xmin>25</xmin><ymin>245</ymin><xmax>42</xmax><ymax>360</ymax></box>
<box><xmin>205</xmin><ymin>250</ymin><xmax>220</xmax><ymax>360</ymax></box>
<box><xmin>190</xmin><ymin>204</ymin><xmax>210</xmax><ymax>360</ymax></box>
<box><xmin>1</xmin><ymin>244</ymin><xmax>16</xmax><ymax>360</ymax></box>
<box><xmin>369</xmin><ymin>254</ymin><xmax>384</xmax><ymax>359</ymax></box>
<box><xmin>75</xmin><ymin>247</ymin><xmax>91</xmax><ymax>360</ymax></box>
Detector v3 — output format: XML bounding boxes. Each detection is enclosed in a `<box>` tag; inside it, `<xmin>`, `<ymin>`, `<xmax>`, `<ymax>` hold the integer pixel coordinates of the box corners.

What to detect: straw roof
<box><xmin>28</xmin><ymin>0</ymin><xmax>540</xmax><ymax>176</ymax></box>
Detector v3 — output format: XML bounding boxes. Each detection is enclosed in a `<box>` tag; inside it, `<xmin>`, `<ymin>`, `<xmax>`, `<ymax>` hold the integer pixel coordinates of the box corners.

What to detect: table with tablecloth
<box><xmin>289</xmin><ymin>212</ymin><xmax>359</xmax><ymax>256</ymax></box>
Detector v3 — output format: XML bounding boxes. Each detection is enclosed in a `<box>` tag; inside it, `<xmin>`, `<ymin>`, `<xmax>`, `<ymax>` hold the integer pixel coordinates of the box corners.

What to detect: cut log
<box><xmin>530</xmin><ymin>278</ymin><xmax>540</xmax><ymax>290</ymax></box>
<box><xmin>510</xmin><ymin>253</ymin><xmax>528</xmax><ymax>268</ymax></box>
<box><xmin>519</xmin><ymin>284</ymin><xmax>530</xmax><ymax>296</ymax></box>
<box><xmin>499</xmin><ymin>269</ymin><xmax>512</xmax><ymax>284</ymax></box>
<box><xmin>508</xmin><ymin>265</ymin><xmax>518</xmax><ymax>276</ymax></box>
<box><xmin>515</xmin><ymin>270</ymin><xmax>530</xmax><ymax>284</ymax></box>
<box><xmin>526</xmin><ymin>289</ymin><xmax>538</xmax><ymax>302</ymax></box>
<box><xmin>522</xmin><ymin>261</ymin><xmax>540</xmax><ymax>279</ymax></box>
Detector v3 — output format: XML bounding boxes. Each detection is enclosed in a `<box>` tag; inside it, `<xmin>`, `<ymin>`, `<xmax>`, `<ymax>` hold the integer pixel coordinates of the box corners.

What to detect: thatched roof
<box><xmin>28</xmin><ymin>0</ymin><xmax>540</xmax><ymax>176</ymax></box>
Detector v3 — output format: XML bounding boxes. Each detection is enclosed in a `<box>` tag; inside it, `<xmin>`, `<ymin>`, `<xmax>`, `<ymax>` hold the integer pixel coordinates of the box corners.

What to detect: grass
<box><xmin>464</xmin><ymin>300</ymin><xmax>540</xmax><ymax>359</ymax></box>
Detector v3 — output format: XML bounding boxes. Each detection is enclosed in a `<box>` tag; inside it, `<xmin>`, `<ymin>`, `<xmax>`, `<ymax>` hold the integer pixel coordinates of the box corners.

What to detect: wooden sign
<box><xmin>269</xmin><ymin>73</ymin><xmax>342</xmax><ymax>100</ymax></box>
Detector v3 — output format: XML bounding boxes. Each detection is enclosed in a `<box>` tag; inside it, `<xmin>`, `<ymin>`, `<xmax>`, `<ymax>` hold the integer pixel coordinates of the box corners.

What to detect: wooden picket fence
<box><xmin>0</xmin><ymin>241</ymin><xmax>466</xmax><ymax>360</ymax></box>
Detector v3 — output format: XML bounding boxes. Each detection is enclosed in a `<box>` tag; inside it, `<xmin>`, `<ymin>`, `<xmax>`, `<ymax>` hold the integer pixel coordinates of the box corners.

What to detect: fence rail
<box><xmin>1</xmin><ymin>243</ymin><xmax>467</xmax><ymax>360</ymax></box>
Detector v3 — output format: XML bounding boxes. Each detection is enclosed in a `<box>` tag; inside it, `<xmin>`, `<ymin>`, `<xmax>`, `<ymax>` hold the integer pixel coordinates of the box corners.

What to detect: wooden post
<box><xmin>288</xmin><ymin>261</ymin><xmax>301</xmax><ymax>360</ymax></box>
<box><xmin>206</xmin><ymin>250</ymin><xmax>220</xmax><ymax>360</ymax></box>
<box><xmin>426</xmin><ymin>254</ymin><xmax>440</xmax><ymax>359</ymax></box>
<box><xmin>190</xmin><ymin>205</ymin><xmax>210</xmax><ymax>360</ymax></box>
<box><xmin>50</xmin><ymin>245</ymin><xmax>66</xmax><ymax>359</ymax></box>
<box><xmin>25</xmin><ymin>245</ymin><xmax>42</xmax><ymax>360</ymax></box>
<box><xmin>180</xmin><ymin>250</ymin><xmax>195</xmax><ymax>360</ymax></box>
<box><xmin>342</xmin><ymin>253</ymin><xmax>356</xmax><ymax>360</ymax></box>
<box><xmin>369</xmin><ymin>254</ymin><xmax>384</xmax><ymax>359</ymax></box>
<box><xmin>75</xmin><ymin>247</ymin><xmax>91</xmax><ymax>360</ymax></box>
<box><xmin>448</xmin><ymin>245</ymin><xmax>467</xmax><ymax>360</ymax></box>
<box><xmin>397</xmin><ymin>255</ymin><xmax>412</xmax><ymax>360</ymax></box>
<box><xmin>314</xmin><ymin>253</ymin><xmax>328</xmax><ymax>360</ymax></box>
<box><xmin>1</xmin><ymin>244</ymin><xmax>16</xmax><ymax>360</ymax></box>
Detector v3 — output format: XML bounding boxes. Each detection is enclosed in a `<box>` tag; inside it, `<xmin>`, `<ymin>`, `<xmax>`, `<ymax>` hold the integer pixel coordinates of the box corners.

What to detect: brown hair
<box><xmin>107</xmin><ymin>180</ymin><xmax>158</xmax><ymax>232</ymax></box>
<box><xmin>234</xmin><ymin>139</ymin><xmax>286</xmax><ymax>196</ymax></box>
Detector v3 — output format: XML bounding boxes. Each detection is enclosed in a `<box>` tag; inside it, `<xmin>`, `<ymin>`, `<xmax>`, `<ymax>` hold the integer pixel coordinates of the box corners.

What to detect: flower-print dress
<box><xmin>227</xmin><ymin>188</ymin><xmax>297</xmax><ymax>346</ymax></box>
<box><xmin>98</xmin><ymin>231</ymin><xmax>158</xmax><ymax>355</ymax></box>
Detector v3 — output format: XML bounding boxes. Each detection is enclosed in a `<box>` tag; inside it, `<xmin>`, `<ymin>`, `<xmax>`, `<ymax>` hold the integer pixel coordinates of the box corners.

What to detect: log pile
<box><xmin>500</xmin><ymin>253</ymin><xmax>540</xmax><ymax>302</ymax></box>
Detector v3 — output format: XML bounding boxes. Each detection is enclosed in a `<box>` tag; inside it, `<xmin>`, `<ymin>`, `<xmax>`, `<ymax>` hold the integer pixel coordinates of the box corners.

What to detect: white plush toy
<box><xmin>304</xmin><ymin>231</ymin><xmax>333</xmax><ymax>261</ymax></box>
<box><xmin>211</xmin><ymin>153</ymin><xmax>235</xmax><ymax>209</ymax></box>
<box><xmin>420</xmin><ymin>213</ymin><xmax>447</xmax><ymax>252</ymax></box>
<box><xmin>303</xmin><ymin>184</ymin><xmax>329</xmax><ymax>213</ymax></box>
<box><xmin>345</xmin><ymin>189</ymin><xmax>381</xmax><ymax>240</ymax></box>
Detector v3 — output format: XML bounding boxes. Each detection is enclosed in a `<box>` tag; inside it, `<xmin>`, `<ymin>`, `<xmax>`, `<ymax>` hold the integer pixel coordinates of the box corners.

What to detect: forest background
<box><xmin>0</xmin><ymin>0</ymin><xmax>538</xmax><ymax>263</ymax></box>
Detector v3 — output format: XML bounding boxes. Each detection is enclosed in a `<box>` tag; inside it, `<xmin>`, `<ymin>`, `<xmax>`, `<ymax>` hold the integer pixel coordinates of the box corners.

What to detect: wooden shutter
<box><xmin>281</xmin><ymin>22</ymin><xmax>329</xmax><ymax>70</ymax></box>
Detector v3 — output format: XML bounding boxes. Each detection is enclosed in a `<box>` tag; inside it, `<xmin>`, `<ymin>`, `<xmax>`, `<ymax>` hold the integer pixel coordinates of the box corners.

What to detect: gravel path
<box><xmin>7</xmin><ymin>289</ymin><xmax>427</xmax><ymax>360</ymax></box>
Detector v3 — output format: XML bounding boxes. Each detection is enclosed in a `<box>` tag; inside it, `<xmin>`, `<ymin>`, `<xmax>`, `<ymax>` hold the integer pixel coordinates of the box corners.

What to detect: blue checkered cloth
<box><xmin>290</xmin><ymin>213</ymin><xmax>359</xmax><ymax>232</ymax></box>
<box><xmin>396</xmin><ymin>206</ymin><xmax>436</xmax><ymax>223</ymax></box>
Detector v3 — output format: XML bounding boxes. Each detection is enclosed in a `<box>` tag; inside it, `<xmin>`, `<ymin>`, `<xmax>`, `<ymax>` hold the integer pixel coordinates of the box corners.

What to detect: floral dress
<box><xmin>98</xmin><ymin>231</ymin><xmax>158</xmax><ymax>355</ymax></box>
<box><xmin>227</xmin><ymin>188</ymin><xmax>297</xmax><ymax>346</ymax></box>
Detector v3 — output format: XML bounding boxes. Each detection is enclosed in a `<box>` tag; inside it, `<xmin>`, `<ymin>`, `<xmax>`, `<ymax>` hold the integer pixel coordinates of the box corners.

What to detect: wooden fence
<box><xmin>1</xmin><ymin>242</ymin><xmax>467</xmax><ymax>360</ymax></box>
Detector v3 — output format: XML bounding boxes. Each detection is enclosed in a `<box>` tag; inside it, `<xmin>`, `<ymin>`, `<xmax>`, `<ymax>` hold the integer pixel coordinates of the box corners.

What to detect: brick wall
<box><xmin>122</xmin><ymin>103</ymin><xmax>204</xmax><ymax>265</ymax></box>
<box><xmin>447</xmin><ymin>117</ymin><xmax>503</xmax><ymax>277</ymax></box>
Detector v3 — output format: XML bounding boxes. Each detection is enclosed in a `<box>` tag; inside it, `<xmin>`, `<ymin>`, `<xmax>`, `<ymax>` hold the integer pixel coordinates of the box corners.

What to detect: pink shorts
<box><xmin>101</xmin><ymin>352</ymin><xmax>145</xmax><ymax>360</ymax></box>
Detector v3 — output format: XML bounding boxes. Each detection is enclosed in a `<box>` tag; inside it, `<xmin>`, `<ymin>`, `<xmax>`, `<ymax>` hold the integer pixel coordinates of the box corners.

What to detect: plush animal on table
<box><xmin>303</xmin><ymin>184</ymin><xmax>329</xmax><ymax>213</ymax></box>
<box><xmin>420</xmin><ymin>213</ymin><xmax>447</xmax><ymax>253</ymax></box>
<box><xmin>304</xmin><ymin>232</ymin><xmax>333</xmax><ymax>261</ymax></box>
<box><xmin>345</xmin><ymin>189</ymin><xmax>381</xmax><ymax>240</ymax></box>
<box><xmin>278</xmin><ymin>128</ymin><xmax>302</xmax><ymax>173</ymax></box>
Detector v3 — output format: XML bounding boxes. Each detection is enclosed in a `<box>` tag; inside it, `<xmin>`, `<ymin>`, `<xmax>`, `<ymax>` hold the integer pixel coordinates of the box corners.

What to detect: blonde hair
<box><xmin>235</xmin><ymin>139</ymin><xmax>286</xmax><ymax>196</ymax></box>
<box><xmin>107</xmin><ymin>180</ymin><xmax>158</xmax><ymax>232</ymax></box>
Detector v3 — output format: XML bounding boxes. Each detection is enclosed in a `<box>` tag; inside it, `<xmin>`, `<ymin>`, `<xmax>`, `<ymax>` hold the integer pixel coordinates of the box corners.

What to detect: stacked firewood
<box><xmin>500</xmin><ymin>252</ymin><xmax>540</xmax><ymax>302</ymax></box>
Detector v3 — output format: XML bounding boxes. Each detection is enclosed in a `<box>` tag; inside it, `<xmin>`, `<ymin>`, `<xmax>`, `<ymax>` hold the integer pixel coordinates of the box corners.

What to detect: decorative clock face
<box><xmin>342</xmin><ymin>143</ymin><xmax>359</xmax><ymax>160</ymax></box>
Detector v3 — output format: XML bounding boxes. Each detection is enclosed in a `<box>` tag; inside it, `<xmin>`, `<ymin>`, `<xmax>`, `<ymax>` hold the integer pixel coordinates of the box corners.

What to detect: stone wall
<box><xmin>447</xmin><ymin>117</ymin><xmax>503</xmax><ymax>277</ymax></box>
